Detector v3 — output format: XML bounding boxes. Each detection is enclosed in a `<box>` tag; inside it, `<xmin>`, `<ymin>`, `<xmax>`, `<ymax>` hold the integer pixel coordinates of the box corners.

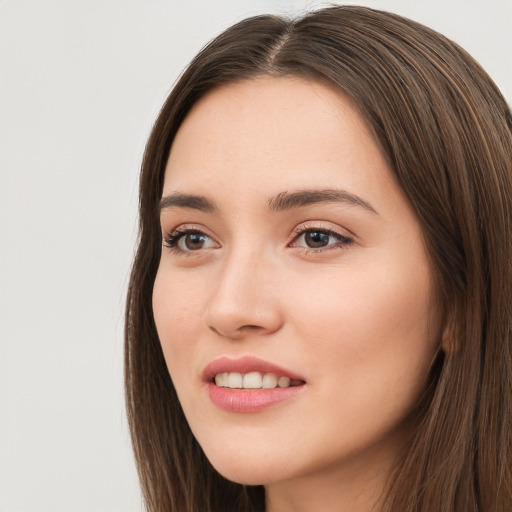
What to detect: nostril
<box><xmin>208</xmin><ymin>323</ymin><xmax>265</xmax><ymax>339</ymax></box>
<box><xmin>238</xmin><ymin>325</ymin><xmax>266</xmax><ymax>334</ymax></box>
<box><xmin>208</xmin><ymin>325</ymin><xmax>222</xmax><ymax>336</ymax></box>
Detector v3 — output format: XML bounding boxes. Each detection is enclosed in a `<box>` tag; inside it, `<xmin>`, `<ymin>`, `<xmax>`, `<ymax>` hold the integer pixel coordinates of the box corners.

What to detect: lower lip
<box><xmin>207</xmin><ymin>382</ymin><xmax>305</xmax><ymax>413</ymax></box>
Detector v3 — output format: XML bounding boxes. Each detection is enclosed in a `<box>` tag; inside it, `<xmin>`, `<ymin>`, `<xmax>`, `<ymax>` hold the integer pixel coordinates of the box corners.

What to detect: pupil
<box><xmin>305</xmin><ymin>231</ymin><xmax>329</xmax><ymax>248</ymax></box>
<box><xmin>185</xmin><ymin>233</ymin><xmax>206</xmax><ymax>250</ymax></box>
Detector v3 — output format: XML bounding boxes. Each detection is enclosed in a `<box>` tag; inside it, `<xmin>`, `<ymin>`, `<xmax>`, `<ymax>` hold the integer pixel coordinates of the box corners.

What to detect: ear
<box><xmin>441</xmin><ymin>311</ymin><xmax>459</xmax><ymax>353</ymax></box>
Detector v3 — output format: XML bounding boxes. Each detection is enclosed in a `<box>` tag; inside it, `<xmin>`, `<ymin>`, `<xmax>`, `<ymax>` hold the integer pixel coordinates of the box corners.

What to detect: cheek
<box><xmin>152</xmin><ymin>267</ymin><xmax>206</xmax><ymax>375</ymax></box>
<box><xmin>286</xmin><ymin>256</ymin><xmax>438</xmax><ymax>409</ymax></box>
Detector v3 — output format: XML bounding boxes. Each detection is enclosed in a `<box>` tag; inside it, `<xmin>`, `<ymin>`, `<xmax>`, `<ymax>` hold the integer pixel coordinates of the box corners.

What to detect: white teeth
<box><xmin>214</xmin><ymin>371</ymin><xmax>299</xmax><ymax>389</ymax></box>
<box><xmin>214</xmin><ymin>372</ymin><xmax>228</xmax><ymax>387</ymax></box>
<box><xmin>243</xmin><ymin>371</ymin><xmax>263</xmax><ymax>388</ymax></box>
<box><xmin>227</xmin><ymin>372</ymin><xmax>243</xmax><ymax>389</ymax></box>
<box><xmin>278</xmin><ymin>376</ymin><xmax>291</xmax><ymax>388</ymax></box>
<box><xmin>262</xmin><ymin>373</ymin><xmax>278</xmax><ymax>388</ymax></box>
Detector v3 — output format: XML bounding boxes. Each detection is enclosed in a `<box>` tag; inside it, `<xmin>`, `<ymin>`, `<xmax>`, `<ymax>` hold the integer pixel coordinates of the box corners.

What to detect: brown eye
<box><xmin>180</xmin><ymin>232</ymin><xmax>210</xmax><ymax>250</ymax></box>
<box><xmin>164</xmin><ymin>229</ymin><xmax>218</xmax><ymax>253</ymax></box>
<box><xmin>303</xmin><ymin>231</ymin><xmax>331</xmax><ymax>248</ymax></box>
<box><xmin>292</xmin><ymin>228</ymin><xmax>352</xmax><ymax>252</ymax></box>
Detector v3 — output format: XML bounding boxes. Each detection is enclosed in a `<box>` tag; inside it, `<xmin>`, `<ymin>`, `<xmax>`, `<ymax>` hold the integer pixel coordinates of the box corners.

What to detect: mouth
<box><xmin>203</xmin><ymin>356</ymin><xmax>306</xmax><ymax>412</ymax></box>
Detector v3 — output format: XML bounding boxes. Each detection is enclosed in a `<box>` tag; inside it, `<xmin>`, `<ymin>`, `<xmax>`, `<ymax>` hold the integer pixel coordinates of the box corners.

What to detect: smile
<box><xmin>204</xmin><ymin>357</ymin><xmax>307</xmax><ymax>412</ymax></box>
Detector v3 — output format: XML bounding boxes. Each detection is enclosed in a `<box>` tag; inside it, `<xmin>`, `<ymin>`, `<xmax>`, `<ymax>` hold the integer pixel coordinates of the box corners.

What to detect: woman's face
<box><xmin>153</xmin><ymin>77</ymin><xmax>439</xmax><ymax>491</ymax></box>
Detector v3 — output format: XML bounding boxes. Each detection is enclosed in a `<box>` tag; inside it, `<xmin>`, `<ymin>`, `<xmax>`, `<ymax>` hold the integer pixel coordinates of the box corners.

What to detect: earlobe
<box><xmin>441</xmin><ymin>314</ymin><xmax>459</xmax><ymax>354</ymax></box>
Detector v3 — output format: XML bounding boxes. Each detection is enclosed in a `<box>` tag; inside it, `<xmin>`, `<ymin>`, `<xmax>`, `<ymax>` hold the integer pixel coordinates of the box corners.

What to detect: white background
<box><xmin>0</xmin><ymin>1</ymin><xmax>510</xmax><ymax>511</ymax></box>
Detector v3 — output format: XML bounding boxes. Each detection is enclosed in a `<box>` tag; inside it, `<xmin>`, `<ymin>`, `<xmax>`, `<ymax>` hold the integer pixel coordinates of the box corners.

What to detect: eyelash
<box><xmin>163</xmin><ymin>225</ymin><xmax>353</xmax><ymax>256</ymax></box>
<box><xmin>289</xmin><ymin>224</ymin><xmax>353</xmax><ymax>253</ymax></box>
<box><xmin>163</xmin><ymin>228</ymin><xmax>213</xmax><ymax>256</ymax></box>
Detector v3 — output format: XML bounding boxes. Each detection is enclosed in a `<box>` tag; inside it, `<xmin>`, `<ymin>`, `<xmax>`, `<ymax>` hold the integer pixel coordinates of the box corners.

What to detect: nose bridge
<box><xmin>203</xmin><ymin>240</ymin><xmax>282</xmax><ymax>338</ymax></box>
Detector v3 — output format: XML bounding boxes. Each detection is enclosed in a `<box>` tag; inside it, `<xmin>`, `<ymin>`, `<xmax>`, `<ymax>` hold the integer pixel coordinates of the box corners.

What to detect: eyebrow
<box><xmin>159</xmin><ymin>188</ymin><xmax>377</xmax><ymax>215</ymax></box>
<box><xmin>159</xmin><ymin>193</ymin><xmax>216</xmax><ymax>212</ymax></box>
<box><xmin>268</xmin><ymin>189</ymin><xmax>378</xmax><ymax>214</ymax></box>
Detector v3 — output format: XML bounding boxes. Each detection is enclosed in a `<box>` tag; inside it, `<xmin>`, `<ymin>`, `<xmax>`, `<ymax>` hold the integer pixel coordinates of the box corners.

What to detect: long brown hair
<box><xmin>125</xmin><ymin>6</ymin><xmax>512</xmax><ymax>511</ymax></box>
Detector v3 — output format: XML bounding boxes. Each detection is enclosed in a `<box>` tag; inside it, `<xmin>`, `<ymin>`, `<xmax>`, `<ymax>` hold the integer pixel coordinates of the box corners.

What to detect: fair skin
<box><xmin>153</xmin><ymin>77</ymin><xmax>440</xmax><ymax>512</ymax></box>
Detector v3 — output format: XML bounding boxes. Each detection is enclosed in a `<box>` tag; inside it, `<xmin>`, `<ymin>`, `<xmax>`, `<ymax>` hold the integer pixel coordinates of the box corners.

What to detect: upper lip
<box><xmin>202</xmin><ymin>356</ymin><xmax>306</xmax><ymax>383</ymax></box>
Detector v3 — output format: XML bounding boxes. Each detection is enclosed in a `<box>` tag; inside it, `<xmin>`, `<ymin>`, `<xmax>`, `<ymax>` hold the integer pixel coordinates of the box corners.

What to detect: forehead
<box><xmin>163</xmin><ymin>76</ymin><xmax>396</xmax><ymax>206</ymax></box>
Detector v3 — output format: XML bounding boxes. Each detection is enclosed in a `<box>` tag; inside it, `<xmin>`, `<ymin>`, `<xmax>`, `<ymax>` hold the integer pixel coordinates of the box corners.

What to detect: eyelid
<box><xmin>289</xmin><ymin>221</ymin><xmax>352</xmax><ymax>241</ymax></box>
<box><xmin>288</xmin><ymin>221</ymin><xmax>354</xmax><ymax>252</ymax></box>
<box><xmin>162</xmin><ymin>224</ymin><xmax>220</xmax><ymax>255</ymax></box>
<box><xmin>163</xmin><ymin>223</ymin><xmax>217</xmax><ymax>240</ymax></box>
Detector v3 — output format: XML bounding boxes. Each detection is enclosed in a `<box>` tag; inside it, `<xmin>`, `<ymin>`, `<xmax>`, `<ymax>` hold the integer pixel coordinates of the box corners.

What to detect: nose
<box><xmin>203</xmin><ymin>248</ymin><xmax>283</xmax><ymax>340</ymax></box>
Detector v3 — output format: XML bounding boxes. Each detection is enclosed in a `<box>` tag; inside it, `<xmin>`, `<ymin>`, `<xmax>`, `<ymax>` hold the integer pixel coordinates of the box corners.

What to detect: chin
<box><xmin>213</xmin><ymin>465</ymin><xmax>278</xmax><ymax>486</ymax></box>
<box><xmin>203</xmin><ymin>446</ymin><xmax>285</xmax><ymax>486</ymax></box>
<box><xmin>215</xmin><ymin>467</ymin><xmax>270</xmax><ymax>486</ymax></box>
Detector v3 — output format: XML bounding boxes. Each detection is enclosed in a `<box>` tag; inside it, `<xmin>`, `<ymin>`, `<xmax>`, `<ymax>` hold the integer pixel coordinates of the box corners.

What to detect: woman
<box><xmin>125</xmin><ymin>6</ymin><xmax>512</xmax><ymax>511</ymax></box>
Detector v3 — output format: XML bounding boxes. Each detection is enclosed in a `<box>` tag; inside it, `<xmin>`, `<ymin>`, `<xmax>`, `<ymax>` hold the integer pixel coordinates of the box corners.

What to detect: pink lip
<box><xmin>203</xmin><ymin>356</ymin><xmax>306</xmax><ymax>413</ymax></box>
